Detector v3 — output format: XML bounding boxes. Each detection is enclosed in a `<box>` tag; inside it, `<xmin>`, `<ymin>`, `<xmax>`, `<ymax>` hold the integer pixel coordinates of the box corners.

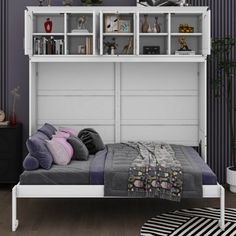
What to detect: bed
<box><xmin>13</xmin><ymin>143</ymin><xmax>224</xmax><ymax>232</ymax></box>
<box><xmin>13</xmin><ymin>5</ymin><xmax>225</xmax><ymax>232</ymax></box>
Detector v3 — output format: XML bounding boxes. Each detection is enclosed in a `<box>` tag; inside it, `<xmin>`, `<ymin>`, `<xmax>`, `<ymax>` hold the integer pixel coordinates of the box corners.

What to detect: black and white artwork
<box><xmin>137</xmin><ymin>0</ymin><xmax>187</xmax><ymax>7</ymax></box>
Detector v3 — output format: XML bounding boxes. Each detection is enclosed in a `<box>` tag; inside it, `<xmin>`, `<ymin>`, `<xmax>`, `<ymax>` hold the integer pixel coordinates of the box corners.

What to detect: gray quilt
<box><xmin>104</xmin><ymin>144</ymin><xmax>202</xmax><ymax>198</ymax></box>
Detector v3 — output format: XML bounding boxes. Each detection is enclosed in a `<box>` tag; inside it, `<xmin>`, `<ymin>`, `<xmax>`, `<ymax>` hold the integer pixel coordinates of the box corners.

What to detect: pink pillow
<box><xmin>53</xmin><ymin>131</ymin><xmax>70</xmax><ymax>139</ymax></box>
<box><xmin>59</xmin><ymin>127</ymin><xmax>79</xmax><ymax>137</ymax></box>
<box><xmin>53</xmin><ymin>137</ymin><xmax>73</xmax><ymax>159</ymax></box>
<box><xmin>46</xmin><ymin>140</ymin><xmax>71</xmax><ymax>165</ymax></box>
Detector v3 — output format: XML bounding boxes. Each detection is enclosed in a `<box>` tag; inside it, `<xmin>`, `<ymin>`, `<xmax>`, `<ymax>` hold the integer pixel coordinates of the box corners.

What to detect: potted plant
<box><xmin>10</xmin><ymin>86</ymin><xmax>20</xmax><ymax>125</ymax></box>
<box><xmin>211</xmin><ymin>37</ymin><xmax>236</xmax><ymax>192</ymax></box>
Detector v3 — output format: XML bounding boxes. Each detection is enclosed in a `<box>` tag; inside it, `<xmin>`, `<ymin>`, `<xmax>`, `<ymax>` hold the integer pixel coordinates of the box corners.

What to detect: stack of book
<box><xmin>34</xmin><ymin>37</ymin><xmax>64</xmax><ymax>55</ymax></box>
<box><xmin>0</xmin><ymin>121</ymin><xmax>10</xmax><ymax>126</ymax></box>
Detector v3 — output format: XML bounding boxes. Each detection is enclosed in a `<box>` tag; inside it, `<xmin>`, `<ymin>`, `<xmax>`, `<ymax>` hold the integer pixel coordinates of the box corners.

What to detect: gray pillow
<box><xmin>67</xmin><ymin>136</ymin><xmax>89</xmax><ymax>161</ymax></box>
<box><xmin>38</xmin><ymin>123</ymin><xmax>57</xmax><ymax>139</ymax></box>
<box><xmin>78</xmin><ymin>128</ymin><xmax>105</xmax><ymax>154</ymax></box>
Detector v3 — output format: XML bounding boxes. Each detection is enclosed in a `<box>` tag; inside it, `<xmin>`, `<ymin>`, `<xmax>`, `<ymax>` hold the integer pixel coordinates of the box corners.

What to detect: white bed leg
<box><xmin>12</xmin><ymin>185</ymin><xmax>19</xmax><ymax>232</ymax></box>
<box><xmin>218</xmin><ymin>185</ymin><xmax>225</xmax><ymax>231</ymax></box>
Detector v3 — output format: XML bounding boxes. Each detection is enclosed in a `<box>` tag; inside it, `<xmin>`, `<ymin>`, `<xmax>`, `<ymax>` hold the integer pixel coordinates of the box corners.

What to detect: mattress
<box><xmin>20</xmin><ymin>156</ymin><xmax>95</xmax><ymax>185</ymax></box>
<box><xmin>20</xmin><ymin>145</ymin><xmax>217</xmax><ymax>186</ymax></box>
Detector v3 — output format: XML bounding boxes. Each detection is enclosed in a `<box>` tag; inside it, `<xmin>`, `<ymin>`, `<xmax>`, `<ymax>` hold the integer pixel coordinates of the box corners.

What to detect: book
<box><xmin>175</xmin><ymin>50</ymin><xmax>196</xmax><ymax>55</ymax></box>
<box><xmin>33</xmin><ymin>36</ymin><xmax>64</xmax><ymax>55</ymax></box>
<box><xmin>71</xmin><ymin>29</ymin><xmax>89</xmax><ymax>33</ymax></box>
<box><xmin>0</xmin><ymin>121</ymin><xmax>10</xmax><ymax>126</ymax></box>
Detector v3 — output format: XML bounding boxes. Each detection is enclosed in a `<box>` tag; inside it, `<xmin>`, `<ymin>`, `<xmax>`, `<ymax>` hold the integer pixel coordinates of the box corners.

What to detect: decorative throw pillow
<box><xmin>78</xmin><ymin>128</ymin><xmax>105</xmax><ymax>154</ymax></box>
<box><xmin>38</xmin><ymin>123</ymin><xmax>57</xmax><ymax>139</ymax></box>
<box><xmin>53</xmin><ymin>131</ymin><xmax>70</xmax><ymax>139</ymax></box>
<box><xmin>23</xmin><ymin>154</ymin><xmax>40</xmax><ymax>170</ymax></box>
<box><xmin>52</xmin><ymin>137</ymin><xmax>73</xmax><ymax>159</ymax></box>
<box><xmin>46</xmin><ymin>139</ymin><xmax>71</xmax><ymax>165</ymax></box>
<box><xmin>59</xmin><ymin>127</ymin><xmax>79</xmax><ymax>137</ymax></box>
<box><xmin>67</xmin><ymin>136</ymin><xmax>89</xmax><ymax>161</ymax></box>
<box><xmin>26</xmin><ymin>131</ymin><xmax>53</xmax><ymax>170</ymax></box>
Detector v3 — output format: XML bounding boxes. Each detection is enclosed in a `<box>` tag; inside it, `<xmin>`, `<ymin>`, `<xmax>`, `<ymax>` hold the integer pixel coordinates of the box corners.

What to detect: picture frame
<box><xmin>118</xmin><ymin>20</ymin><xmax>131</xmax><ymax>33</ymax></box>
<box><xmin>105</xmin><ymin>15</ymin><xmax>119</xmax><ymax>33</ymax></box>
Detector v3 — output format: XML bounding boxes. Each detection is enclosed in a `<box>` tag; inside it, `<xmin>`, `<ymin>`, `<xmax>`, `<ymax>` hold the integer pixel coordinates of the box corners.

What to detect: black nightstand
<box><xmin>0</xmin><ymin>124</ymin><xmax>22</xmax><ymax>183</ymax></box>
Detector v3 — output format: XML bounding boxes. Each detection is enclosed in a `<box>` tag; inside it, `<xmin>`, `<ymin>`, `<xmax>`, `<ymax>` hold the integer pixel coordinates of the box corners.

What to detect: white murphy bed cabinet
<box><xmin>12</xmin><ymin>6</ymin><xmax>225</xmax><ymax>232</ymax></box>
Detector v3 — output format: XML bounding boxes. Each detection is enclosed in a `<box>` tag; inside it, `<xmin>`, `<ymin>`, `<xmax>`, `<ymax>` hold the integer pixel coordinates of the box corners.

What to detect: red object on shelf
<box><xmin>44</xmin><ymin>18</ymin><xmax>53</xmax><ymax>33</ymax></box>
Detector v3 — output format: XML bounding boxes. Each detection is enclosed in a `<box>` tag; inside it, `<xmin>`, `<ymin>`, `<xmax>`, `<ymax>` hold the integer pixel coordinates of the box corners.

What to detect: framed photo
<box><xmin>105</xmin><ymin>15</ymin><xmax>119</xmax><ymax>33</ymax></box>
<box><xmin>119</xmin><ymin>20</ymin><xmax>131</xmax><ymax>33</ymax></box>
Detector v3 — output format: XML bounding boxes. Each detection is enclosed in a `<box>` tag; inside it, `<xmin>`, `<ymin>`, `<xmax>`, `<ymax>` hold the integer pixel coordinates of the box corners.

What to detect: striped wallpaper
<box><xmin>0</xmin><ymin>0</ymin><xmax>235</xmax><ymax>183</ymax></box>
<box><xmin>0</xmin><ymin>0</ymin><xmax>8</xmax><ymax>113</ymax></box>
<box><xmin>189</xmin><ymin>0</ymin><xmax>236</xmax><ymax>183</ymax></box>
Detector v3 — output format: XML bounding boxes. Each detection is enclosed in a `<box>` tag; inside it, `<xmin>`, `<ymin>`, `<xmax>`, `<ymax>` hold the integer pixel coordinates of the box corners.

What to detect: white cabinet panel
<box><xmin>38</xmin><ymin>63</ymin><xmax>114</xmax><ymax>90</ymax></box>
<box><xmin>38</xmin><ymin>96</ymin><xmax>114</xmax><ymax>120</ymax></box>
<box><xmin>121</xmin><ymin>126</ymin><xmax>198</xmax><ymax>145</ymax></box>
<box><xmin>121</xmin><ymin>63</ymin><xmax>198</xmax><ymax>90</ymax></box>
<box><xmin>121</xmin><ymin>96</ymin><xmax>198</xmax><ymax>121</ymax></box>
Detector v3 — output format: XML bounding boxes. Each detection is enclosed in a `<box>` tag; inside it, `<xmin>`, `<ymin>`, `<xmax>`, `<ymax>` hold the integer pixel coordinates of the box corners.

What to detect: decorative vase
<box><xmin>142</xmin><ymin>15</ymin><xmax>149</xmax><ymax>33</ymax></box>
<box><xmin>44</xmin><ymin>18</ymin><xmax>53</xmax><ymax>33</ymax></box>
<box><xmin>10</xmin><ymin>112</ymin><xmax>17</xmax><ymax>126</ymax></box>
<box><xmin>227</xmin><ymin>167</ymin><xmax>236</xmax><ymax>193</ymax></box>
<box><xmin>155</xmin><ymin>16</ymin><xmax>161</xmax><ymax>33</ymax></box>
<box><xmin>147</xmin><ymin>24</ymin><xmax>152</xmax><ymax>33</ymax></box>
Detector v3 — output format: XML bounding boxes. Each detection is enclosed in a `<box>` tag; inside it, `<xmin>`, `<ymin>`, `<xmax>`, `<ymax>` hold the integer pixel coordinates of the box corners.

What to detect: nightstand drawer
<box><xmin>0</xmin><ymin>158</ymin><xmax>20</xmax><ymax>182</ymax></box>
<box><xmin>0</xmin><ymin>124</ymin><xmax>22</xmax><ymax>183</ymax></box>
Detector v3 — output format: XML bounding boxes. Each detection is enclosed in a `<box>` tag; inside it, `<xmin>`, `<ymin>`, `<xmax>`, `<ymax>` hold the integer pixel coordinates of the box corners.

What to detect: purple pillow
<box><xmin>53</xmin><ymin>131</ymin><xmax>70</xmax><ymax>139</ymax></box>
<box><xmin>59</xmin><ymin>127</ymin><xmax>79</xmax><ymax>137</ymax></box>
<box><xmin>52</xmin><ymin>137</ymin><xmax>73</xmax><ymax>159</ymax></box>
<box><xmin>26</xmin><ymin>132</ymin><xmax>53</xmax><ymax>170</ymax></box>
<box><xmin>38</xmin><ymin>123</ymin><xmax>57</xmax><ymax>139</ymax></box>
<box><xmin>46</xmin><ymin>139</ymin><xmax>71</xmax><ymax>165</ymax></box>
<box><xmin>23</xmin><ymin>154</ymin><xmax>40</xmax><ymax>170</ymax></box>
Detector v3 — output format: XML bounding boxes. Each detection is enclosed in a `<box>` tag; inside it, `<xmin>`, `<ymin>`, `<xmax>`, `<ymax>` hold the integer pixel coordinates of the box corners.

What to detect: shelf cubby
<box><xmin>171</xmin><ymin>13</ymin><xmax>202</xmax><ymax>33</ymax></box>
<box><xmin>103</xmin><ymin>36</ymin><xmax>134</xmax><ymax>55</ymax></box>
<box><xmin>67</xmin><ymin>13</ymin><xmax>94</xmax><ymax>34</ymax></box>
<box><xmin>67</xmin><ymin>35</ymin><xmax>93</xmax><ymax>55</ymax></box>
<box><xmin>171</xmin><ymin>36</ymin><xmax>202</xmax><ymax>55</ymax></box>
<box><xmin>139</xmin><ymin>36</ymin><xmax>168</xmax><ymax>55</ymax></box>
<box><xmin>139</xmin><ymin>13</ymin><xmax>168</xmax><ymax>34</ymax></box>
<box><xmin>33</xmin><ymin>13</ymin><xmax>64</xmax><ymax>34</ymax></box>
<box><xmin>103</xmin><ymin>13</ymin><xmax>134</xmax><ymax>34</ymax></box>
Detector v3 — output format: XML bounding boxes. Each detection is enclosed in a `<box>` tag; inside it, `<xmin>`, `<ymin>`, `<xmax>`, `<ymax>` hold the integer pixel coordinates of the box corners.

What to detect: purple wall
<box><xmin>3</xmin><ymin>0</ymin><xmax>236</xmax><ymax>183</ymax></box>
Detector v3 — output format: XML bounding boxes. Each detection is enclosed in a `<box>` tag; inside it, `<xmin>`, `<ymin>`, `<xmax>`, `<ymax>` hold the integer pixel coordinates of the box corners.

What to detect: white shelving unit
<box><xmin>25</xmin><ymin>7</ymin><xmax>210</xmax><ymax>58</ymax></box>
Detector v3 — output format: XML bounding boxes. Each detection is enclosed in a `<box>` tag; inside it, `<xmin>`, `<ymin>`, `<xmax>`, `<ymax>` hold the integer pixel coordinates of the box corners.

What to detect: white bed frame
<box><xmin>12</xmin><ymin>6</ymin><xmax>225</xmax><ymax>232</ymax></box>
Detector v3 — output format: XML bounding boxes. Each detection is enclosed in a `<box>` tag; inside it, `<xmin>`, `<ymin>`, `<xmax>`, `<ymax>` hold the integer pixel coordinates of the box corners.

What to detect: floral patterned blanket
<box><xmin>126</xmin><ymin>142</ymin><xmax>183</xmax><ymax>202</ymax></box>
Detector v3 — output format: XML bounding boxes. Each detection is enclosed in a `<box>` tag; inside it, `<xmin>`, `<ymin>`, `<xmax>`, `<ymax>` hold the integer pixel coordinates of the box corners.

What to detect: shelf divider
<box><xmin>64</xmin><ymin>13</ymin><xmax>67</xmax><ymax>55</ymax></box>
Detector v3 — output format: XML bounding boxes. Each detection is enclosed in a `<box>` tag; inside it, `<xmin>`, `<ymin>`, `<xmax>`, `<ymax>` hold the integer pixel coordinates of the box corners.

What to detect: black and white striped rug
<box><xmin>141</xmin><ymin>208</ymin><xmax>236</xmax><ymax>236</ymax></box>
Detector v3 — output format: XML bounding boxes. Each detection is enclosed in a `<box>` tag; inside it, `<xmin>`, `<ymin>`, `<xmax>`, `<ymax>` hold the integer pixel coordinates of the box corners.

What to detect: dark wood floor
<box><xmin>0</xmin><ymin>185</ymin><xmax>235</xmax><ymax>236</ymax></box>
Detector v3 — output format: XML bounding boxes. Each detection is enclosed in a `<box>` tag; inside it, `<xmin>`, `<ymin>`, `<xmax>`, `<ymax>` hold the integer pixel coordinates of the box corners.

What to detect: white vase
<box><xmin>226</xmin><ymin>167</ymin><xmax>236</xmax><ymax>193</ymax></box>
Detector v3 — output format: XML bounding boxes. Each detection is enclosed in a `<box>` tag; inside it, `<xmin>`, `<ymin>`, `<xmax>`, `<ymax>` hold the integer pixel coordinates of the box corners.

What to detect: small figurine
<box><xmin>47</xmin><ymin>0</ymin><xmax>52</xmax><ymax>6</ymax></box>
<box><xmin>178</xmin><ymin>37</ymin><xmax>191</xmax><ymax>51</ymax></box>
<box><xmin>155</xmin><ymin>16</ymin><xmax>161</xmax><ymax>33</ymax></box>
<box><xmin>122</xmin><ymin>38</ymin><xmax>133</xmax><ymax>54</ymax></box>
<box><xmin>179</xmin><ymin>24</ymin><xmax>194</xmax><ymax>33</ymax></box>
<box><xmin>44</xmin><ymin>18</ymin><xmax>53</xmax><ymax>33</ymax></box>
<box><xmin>77</xmin><ymin>16</ymin><xmax>87</xmax><ymax>30</ymax></box>
<box><xmin>104</xmin><ymin>38</ymin><xmax>118</xmax><ymax>55</ymax></box>
<box><xmin>38</xmin><ymin>0</ymin><xmax>46</xmax><ymax>6</ymax></box>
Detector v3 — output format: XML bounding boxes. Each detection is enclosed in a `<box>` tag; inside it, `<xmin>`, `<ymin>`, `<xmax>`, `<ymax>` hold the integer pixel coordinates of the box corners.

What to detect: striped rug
<box><xmin>141</xmin><ymin>208</ymin><xmax>236</xmax><ymax>236</ymax></box>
